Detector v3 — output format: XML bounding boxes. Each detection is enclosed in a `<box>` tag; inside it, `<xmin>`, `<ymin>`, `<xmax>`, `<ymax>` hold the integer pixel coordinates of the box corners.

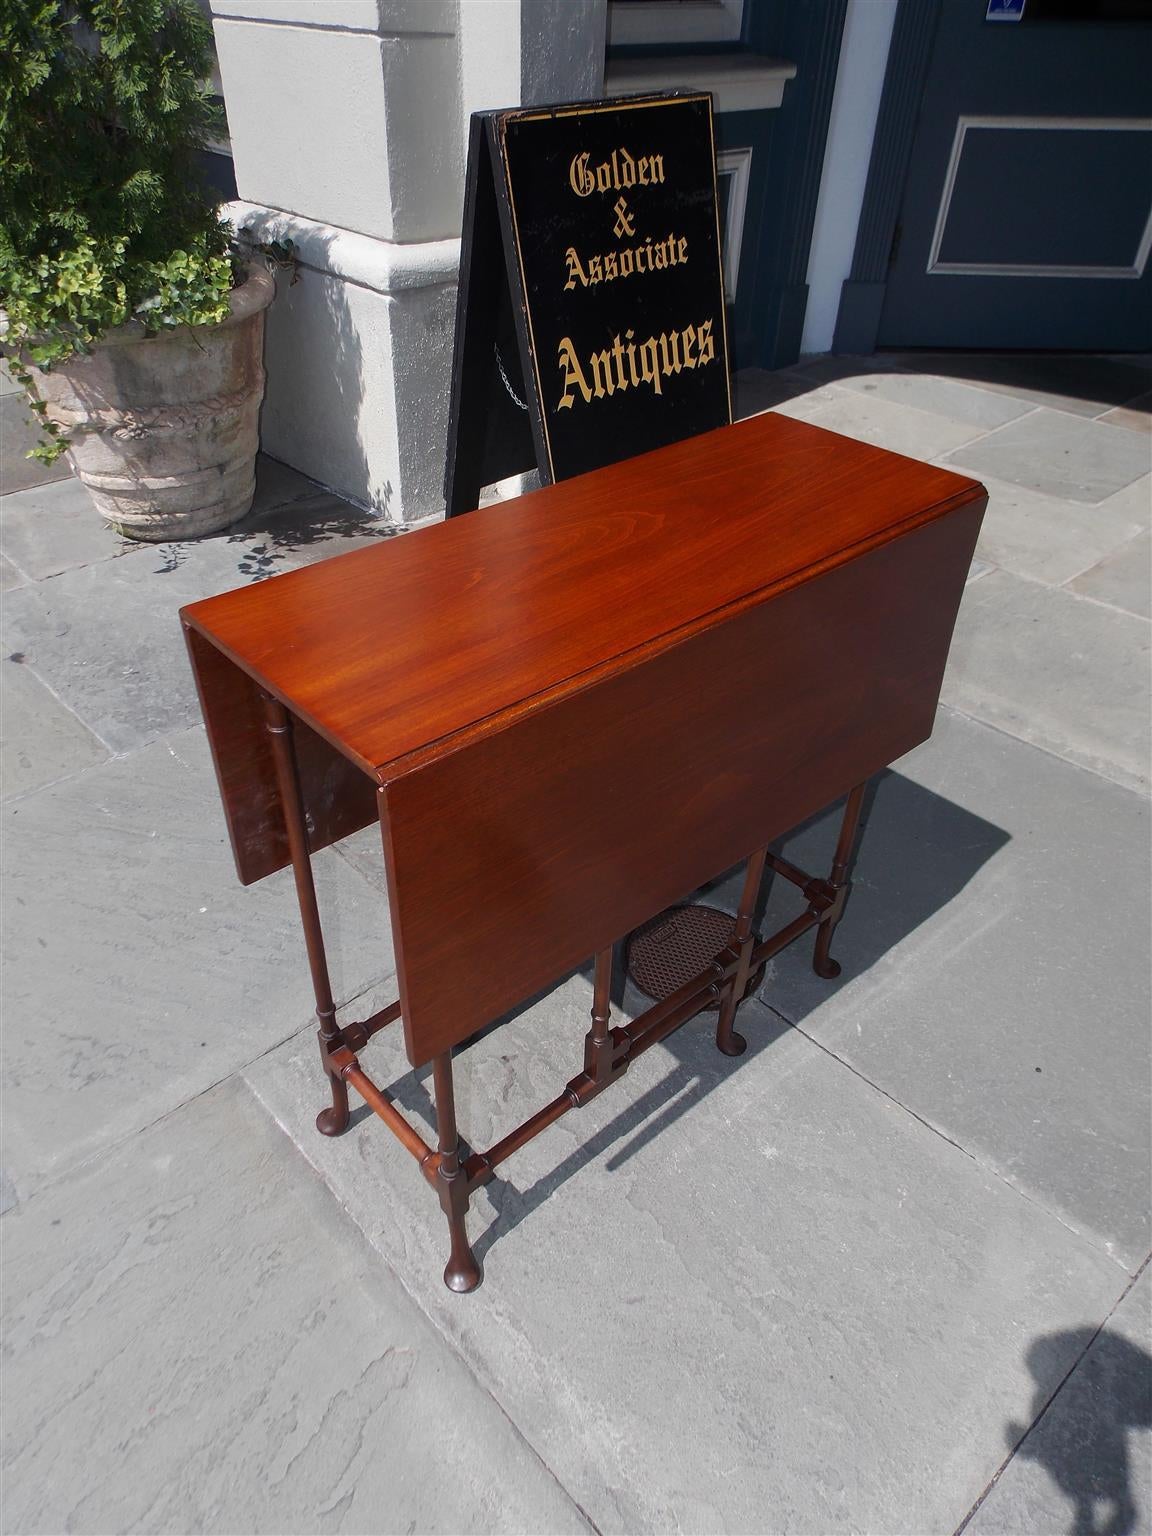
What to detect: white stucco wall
<box><xmin>211</xmin><ymin>0</ymin><xmax>606</xmax><ymax>522</ymax></box>
<box><xmin>800</xmin><ymin>0</ymin><xmax>898</xmax><ymax>356</ymax></box>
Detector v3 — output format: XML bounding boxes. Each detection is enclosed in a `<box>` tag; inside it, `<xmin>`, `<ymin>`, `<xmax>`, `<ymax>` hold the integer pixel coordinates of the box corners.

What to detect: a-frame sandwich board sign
<box><xmin>444</xmin><ymin>91</ymin><xmax>732</xmax><ymax>517</ymax></box>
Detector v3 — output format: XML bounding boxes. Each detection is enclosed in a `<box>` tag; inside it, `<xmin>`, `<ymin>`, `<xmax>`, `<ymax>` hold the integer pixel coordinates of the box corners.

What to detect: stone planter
<box><xmin>19</xmin><ymin>264</ymin><xmax>275</xmax><ymax>541</ymax></box>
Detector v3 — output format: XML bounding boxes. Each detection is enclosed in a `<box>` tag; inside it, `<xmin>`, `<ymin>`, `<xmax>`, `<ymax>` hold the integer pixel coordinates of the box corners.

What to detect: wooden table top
<box><xmin>182</xmin><ymin>411</ymin><xmax>983</xmax><ymax>782</ymax></box>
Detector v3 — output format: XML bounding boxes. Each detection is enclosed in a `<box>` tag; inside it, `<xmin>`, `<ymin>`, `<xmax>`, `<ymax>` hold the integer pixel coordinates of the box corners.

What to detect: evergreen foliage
<box><xmin>0</xmin><ymin>0</ymin><xmax>236</xmax><ymax>459</ymax></box>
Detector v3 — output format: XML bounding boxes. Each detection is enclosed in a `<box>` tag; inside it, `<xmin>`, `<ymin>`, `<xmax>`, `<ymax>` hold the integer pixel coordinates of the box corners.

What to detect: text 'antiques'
<box><xmin>558</xmin><ymin>145</ymin><xmax>717</xmax><ymax>409</ymax></box>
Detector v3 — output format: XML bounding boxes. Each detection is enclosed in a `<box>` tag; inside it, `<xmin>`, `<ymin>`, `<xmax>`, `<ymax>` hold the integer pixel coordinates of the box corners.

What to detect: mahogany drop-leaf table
<box><xmin>182</xmin><ymin>411</ymin><xmax>986</xmax><ymax>1293</ymax></box>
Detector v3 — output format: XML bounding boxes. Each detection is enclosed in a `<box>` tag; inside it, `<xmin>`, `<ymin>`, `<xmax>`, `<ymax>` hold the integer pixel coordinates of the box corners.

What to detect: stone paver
<box><xmin>1099</xmin><ymin>390</ymin><xmax>1152</xmax><ymax>433</ymax></box>
<box><xmin>0</xmin><ymin>481</ymin><xmax>394</xmax><ymax>755</ymax></box>
<box><xmin>944</xmin><ymin>408</ymin><xmax>1152</xmax><ymax>504</ymax></box>
<box><xmin>329</xmin><ymin>820</ymin><xmax>396</xmax><ymax>896</ymax></box>
<box><xmin>828</xmin><ymin>365</ymin><xmax>1037</xmax><ymax>431</ymax></box>
<box><xmin>780</xmin><ymin>353</ymin><xmax>915</xmax><ymax>387</ymax></box>
<box><xmin>1</xmin><ymin>353</ymin><xmax>1149</xmax><ymax>1536</ymax></box>
<box><xmin>0</xmin><ymin>654</ymin><xmax>109</xmax><ymax>798</ymax></box>
<box><xmin>1</xmin><ymin>1076</ymin><xmax>589</xmax><ymax>1536</ymax></box>
<box><xmin>0</xmin><ymin>537</ymin><xmax>275</xmax><ymax>752</ymax></box>
<box><xmin>1098</xmin><ymin>473</ymin><xmax>1152</xmax><ymax>529</ymax></box>
<box><xmin>775</xmin><ymin>382</ymin><xmax>985</xmax><ymax>459</ymax></box>
<box><xmin>225</xmin><ymin>489</ymin><xmax>397</xmax><ymax>573</ymax></box>
<box><xmin>1068</xmin><ymin>527</ymin><xmax>1152</xmax><ymax>620</ymax></box>
<box><xmin>967</xmin><ymin>1265</ymin><xmax>1151</xmax><ymax>1536</ymax></box>
<box><xmin>0</xmin><ymin>394</ymin><xmax>73</xmax><ymax>495</ymax></box>
<box><xmin>0</xmin><ymin>540</ymin><xmax>301</xmax><ymax>754</ymax></box>
<box><xmin>1</xmin><ymin>727</ymin><xmax>394</xmax><ymax>1201</ymax></box>
<box><xmin>768</xmin><ymin>380</ymin><xmax>852</xmax><ymax>422</ymax></box>
<box><xmin>941</xmin><ymin>567</ymin><xmax>1151</xmax><ymax>793</ymax></box>
<box><xmin>731</xmin><ymin>367</ymin><xmax>809</xmax><ymax>419</ymax></box>
<box><xmin>969</xmin><ymin>471</ymin><xmax>1148</xmax><ymax>587</ymax></box>
<box><xmin>0</xmin><ymin>454</ymin><xmax>355</xmax><ymax>585</ymax></box>
<box><xmin>894</xmin><ymin>351</ymin><xmax>1152</xmax><ymax>419</ymax></box>
<box><xmin>721</xmin><ymin>708</ymin><xmax>1150</xmax><ymax>1271</ymax></box>
<box><xmin>0</xmin><ymin>474</ymin><xmax>135</xmax><ymax>581</ymax></box>
<box><xmin>246</xmin><ymin>974</ymin><xmax>1127</xmax><ymax>1536</ymax></box>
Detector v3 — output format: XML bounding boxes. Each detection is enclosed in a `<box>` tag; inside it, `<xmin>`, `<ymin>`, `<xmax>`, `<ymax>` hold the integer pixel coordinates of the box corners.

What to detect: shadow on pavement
<box><xmin>370</xmin><ymin>769</ymin><xmax>1008</xmax><ymax>1269</ymax></box>
<box><xmin>887</xmin><ymin>351</ymin><xmax>1152</xmax><ymax>413</ymax></box>
<box><xmin>771</xmin><ymin>350</ymin><xmax>1152</xmax><ymax>415</ymax></box>
<box><xmin>998</xmin><ymin>1326</ymin><xmax>1152</xmax><ymax>1536</ymax></box>
<box><xmin>693</xmin><ymin>766</ymin><xmax>1013</xmax><ymax>1025</ymax></box>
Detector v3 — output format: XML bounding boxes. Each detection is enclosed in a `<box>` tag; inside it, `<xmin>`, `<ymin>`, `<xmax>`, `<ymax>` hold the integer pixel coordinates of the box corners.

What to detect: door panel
<box><xmin>878</xmin><ymin>1</ymin><xmax>1152</xmax><ymax>349</ymax></box>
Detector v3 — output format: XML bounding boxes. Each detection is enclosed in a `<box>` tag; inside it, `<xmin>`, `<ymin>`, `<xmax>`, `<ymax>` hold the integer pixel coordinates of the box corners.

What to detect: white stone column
<box><xmin>211</xmin><ymin>0</ymin><xmax>605</xmax><ymax>524</ymax></box>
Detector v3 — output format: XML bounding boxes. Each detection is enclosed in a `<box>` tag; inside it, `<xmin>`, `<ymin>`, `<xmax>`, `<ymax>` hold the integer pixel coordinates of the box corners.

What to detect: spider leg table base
<box><xmin>274</xmin><ymin>710</ymin><xmax>866</xmax><ymax>1295</ymax></box>
<box><xmin>181</xmin><ymin>411</ymin><xmax>986</xmax><ymax>1300</ymax></box>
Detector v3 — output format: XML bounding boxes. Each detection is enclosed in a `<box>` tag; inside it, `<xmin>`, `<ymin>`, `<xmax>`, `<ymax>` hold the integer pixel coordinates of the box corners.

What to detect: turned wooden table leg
<box><xmin>432</xmin><ymin>1052</ymin><xmax>481</xmax><ymax>1293</ymax></box>
<box><xmin>263</xmin><ymin>694</ymin><xmax>350</xmax><ymax>1137</ymax></box>
<box><xmin>716</xmin><ymin>845</ymin><xmax>769</xmax><ymax>1057</ymax></box>
<box><xmin>582</xmin><ymin>947</ymin><xmax>617</xmax><ymax>1084</ymax></box>
<box><xmin>813</xmin><ymin>781</ymin><xmax>867</xmax><ymax>980</ymax></box>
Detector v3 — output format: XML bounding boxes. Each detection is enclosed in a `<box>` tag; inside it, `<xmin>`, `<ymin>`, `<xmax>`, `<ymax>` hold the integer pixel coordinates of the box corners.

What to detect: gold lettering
<box><xmin>560</xmin><ymin>230</ymin><xmax>687</xmax><ymax>290</ymax></box>
<box><xmin>569</xmin><ymin>152</ymin><xmax>595</xmax><ymax>198</ymax></box>
<box><xmin>613</xmin><ymin>196</ymin><xmax>636</xmax><ymax>239</ymax></box>
<box><xmin>556</xmin><ymin>321</ymin><xmax>715</xmax><ymax>408</ymax></box>
<box><xmin>638</xmin><ymin>336</ymin><xmax>662</xmax><ymax>395</ymax></box>
<box><xmin>564</xmin><ymin>247</ymin><xmax>587</xmax><ymax>291</ymax></box>
<box><xmin>557</xmin><ymin>337</ymin><xmax>592</xmax><ymax>408</ymax></box>
<box><xmin>659</xmin><ymin>330</ymin><xmax>682</xmax><ymax>374</ymax></box>
<box><xmin>625</xmin><ymin>328</ymin><xmax>640</xmax><ymax>388</ymax></box>
<box><xmin>567</xmin><ymin>147</ymin><xmax>668</xmax><ymax>198</ymax></box>
<box><xmin>612</xmin><ymin>333</ymin><xmax>628</xmax><ymax>392</ymax></box>
<box><xmin>590</xmin><ymin>348</ymin><xmax>615</xmax><ymax>399</ymax></box>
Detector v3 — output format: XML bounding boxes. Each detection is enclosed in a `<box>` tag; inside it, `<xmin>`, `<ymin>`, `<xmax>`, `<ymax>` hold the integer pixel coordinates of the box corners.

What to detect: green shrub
<box><xmin>0</xmin><ymin>0</ymin><xmax>237</xmax><ymax>460</ymax></box>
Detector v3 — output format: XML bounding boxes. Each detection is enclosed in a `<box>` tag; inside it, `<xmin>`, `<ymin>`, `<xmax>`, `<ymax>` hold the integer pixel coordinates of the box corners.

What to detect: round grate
<box><xmin>626</xmin><ymin>904</ymin><xmax>766</xmax><ymax>1011</ymax></box>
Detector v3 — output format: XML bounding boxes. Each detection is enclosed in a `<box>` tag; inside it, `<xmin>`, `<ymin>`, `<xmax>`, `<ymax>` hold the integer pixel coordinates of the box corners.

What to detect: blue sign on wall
<box><xmin>986</xmin><ymin>0</ymin><xmax>1026</xmax><ymax>19</ymax></box>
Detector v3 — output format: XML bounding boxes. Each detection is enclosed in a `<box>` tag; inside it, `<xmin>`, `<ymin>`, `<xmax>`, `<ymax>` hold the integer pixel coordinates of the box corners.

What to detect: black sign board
<box><xmin>445</xmin><ymin>93</ymin><xmax>731</xmax><ymax>517</ymax></box>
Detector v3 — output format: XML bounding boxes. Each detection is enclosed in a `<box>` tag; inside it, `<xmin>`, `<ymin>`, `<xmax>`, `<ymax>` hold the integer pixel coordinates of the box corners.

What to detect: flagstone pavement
<box><xmin>1</xmin><ymin>352</ymin><xmax>1149</xmax><ymax>1536</ymax></box>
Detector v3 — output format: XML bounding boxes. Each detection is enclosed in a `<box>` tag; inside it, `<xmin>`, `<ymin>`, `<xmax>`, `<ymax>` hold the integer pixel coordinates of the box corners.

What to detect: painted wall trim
<box><xmin>832</xmin><ymin>0</ymin><xmax>942</xmax><ymax>354</ymax></box>
<box><xmin>926</xmin><ymin>116</ymin><xmax>1152</xmax><ymax>278</ymax></box>
<box><xmin>604</xmin><ymin>53</ymin><xmax>795</xmax><ymax>113</ymax></box>
<box><xmin>742</xmin><ymin>0</ymin><xmax>849</xmax><ymax>369</ymax></box>
<box><xmin>800</xmin><ymin>0</ymin><xmax>897</xmax><ymax>354</ymax></box>
<box><xmin>718</xmin><ymin>146</ymin><xmax>754</xmax><ymax>296</ymax></box>
<box><xmin>224</xmin><ymin>202</ymin><xmax>461</xmax><ymax>293</ymax></box>
<box><xmin>606</xmin><ymin>0</ymin><xmax>745</xmax><ymax>47</ymax></box>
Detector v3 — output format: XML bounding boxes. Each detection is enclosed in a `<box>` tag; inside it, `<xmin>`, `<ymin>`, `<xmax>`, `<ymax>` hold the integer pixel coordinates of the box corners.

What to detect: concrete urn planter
<box><xmin>20</xmin><ymin>264</ymin><xmax>275</xmax><ymax>541</ymax></box>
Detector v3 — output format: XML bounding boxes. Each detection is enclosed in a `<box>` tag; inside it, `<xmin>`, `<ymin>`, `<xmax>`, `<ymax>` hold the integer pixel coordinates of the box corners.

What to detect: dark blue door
<box><xmin>878</xmin><ymin>0</ymin><xmax>1152</xmax><ymax>350</ymax></box>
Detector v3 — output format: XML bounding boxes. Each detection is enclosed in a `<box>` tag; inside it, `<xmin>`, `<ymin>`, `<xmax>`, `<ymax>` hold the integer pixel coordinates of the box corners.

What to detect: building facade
<box><xmin>208</xmin><ymin>0</ymin><xmax>1151</xmax><ymax>522</ymax></box>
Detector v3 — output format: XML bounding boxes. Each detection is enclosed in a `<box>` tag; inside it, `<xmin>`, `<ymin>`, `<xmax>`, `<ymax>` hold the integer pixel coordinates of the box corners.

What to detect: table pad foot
<box><xmin>315</xmin><ymin>1104</ymin><xmax>350</xmax><ymax>1137</ymax></box>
